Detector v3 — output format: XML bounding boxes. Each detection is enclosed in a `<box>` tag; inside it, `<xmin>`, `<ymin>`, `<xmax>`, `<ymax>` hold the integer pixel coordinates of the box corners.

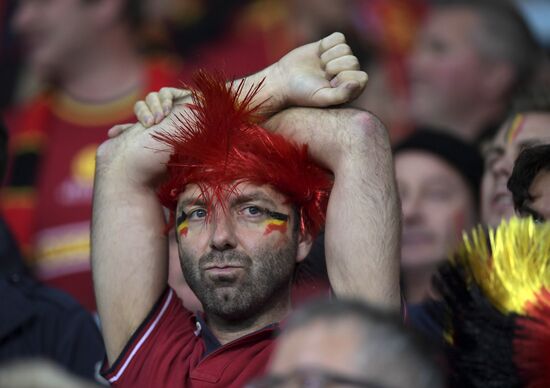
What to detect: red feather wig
<box><xmin>154</xmin><ymin>71</ymin><xmax>333</xmax><ymax>237</ymax></box>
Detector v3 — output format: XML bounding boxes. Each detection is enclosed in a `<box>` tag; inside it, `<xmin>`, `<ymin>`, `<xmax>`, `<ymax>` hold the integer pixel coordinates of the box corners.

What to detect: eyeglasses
<box><xmin>246</xmin><ymin>367</ymin><xmax>391</xmax><ymax>388</ymax></box>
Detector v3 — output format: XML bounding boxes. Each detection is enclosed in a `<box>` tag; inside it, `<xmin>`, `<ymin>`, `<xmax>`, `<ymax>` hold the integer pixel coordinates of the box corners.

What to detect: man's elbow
<box><xmin>340</xmin><ymin>109</ymin><xmax>390</xmax><ymax>153</ymax></box>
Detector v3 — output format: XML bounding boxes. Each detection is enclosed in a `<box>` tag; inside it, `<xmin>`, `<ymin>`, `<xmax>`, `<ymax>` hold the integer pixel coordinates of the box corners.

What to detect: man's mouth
<box><xmin>203</xmin><ymin>264</ymin><xmax>245</xmax><ymax>278</ymax></box>
<box><xmin>402</xmin><ymin>232</ymin><xmax>434</xmax><ymax>246</ymax></box>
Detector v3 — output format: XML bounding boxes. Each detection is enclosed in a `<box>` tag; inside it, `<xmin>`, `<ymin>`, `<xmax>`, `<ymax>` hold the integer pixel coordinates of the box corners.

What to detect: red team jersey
<box><xmin>2</xmin><ymin>59</ymin><xmax>185</xmax><ymax>311</ymax></box>
<box><xmin>102</xmin><ymin>289</ymin><xmax>277</xmax><ymax>387</ymax></box>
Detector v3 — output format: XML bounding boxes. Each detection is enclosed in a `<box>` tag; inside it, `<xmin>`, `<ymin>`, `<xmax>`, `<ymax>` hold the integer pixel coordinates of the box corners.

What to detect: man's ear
<box><xmin>296</xmin><ymin>231</ymin><xmax>313</xmax><ymax>263</ymax></box>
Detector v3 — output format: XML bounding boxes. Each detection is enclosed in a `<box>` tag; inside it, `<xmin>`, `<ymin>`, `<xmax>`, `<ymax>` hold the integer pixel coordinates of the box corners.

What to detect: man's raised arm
<box><xmin>132</xmin><ymin>32</ymin><xmax>367</xmax><ymax>128</ymax></box>
<box><xmin>92</xmin><ymin>33</ymin><xmax>368</xmax><ymax>365</ymax></box>
<box><xmin>265</xmin><ymin>108</ymin><xmax>401</xmax><ymax>310</ymax></box>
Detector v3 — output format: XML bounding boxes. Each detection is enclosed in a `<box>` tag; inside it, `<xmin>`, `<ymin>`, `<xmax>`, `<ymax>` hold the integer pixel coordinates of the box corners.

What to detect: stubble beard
<box><xmin>180</xmin><ymin>241</ymin><xmax>298</xmax><ymax>322</ymax></box>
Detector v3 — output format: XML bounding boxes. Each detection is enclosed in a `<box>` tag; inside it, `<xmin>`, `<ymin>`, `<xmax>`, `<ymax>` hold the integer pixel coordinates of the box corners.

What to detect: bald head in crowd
<box><xmin>409</xmin><ymin>0</ymin><xmax>541</xmax><ymax>141</ymax></box>
<box><xmin>254</xmin><ymin>300</ymin><xmax>444</xmax><ymax>388</ymax></box>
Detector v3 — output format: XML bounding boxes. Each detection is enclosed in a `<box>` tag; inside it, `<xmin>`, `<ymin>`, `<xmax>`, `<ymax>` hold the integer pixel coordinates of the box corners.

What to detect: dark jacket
<box><xmin>0</xmin><ymin>218</ymin><xmax>104</xmax><ymax>380</ymax></box>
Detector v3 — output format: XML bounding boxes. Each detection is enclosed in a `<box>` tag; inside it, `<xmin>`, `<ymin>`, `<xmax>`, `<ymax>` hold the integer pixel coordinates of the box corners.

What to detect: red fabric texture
<box><xmin>102</xmin><ymin>289</ymin><xmax>276</xmax><ymax>387</ymax></box>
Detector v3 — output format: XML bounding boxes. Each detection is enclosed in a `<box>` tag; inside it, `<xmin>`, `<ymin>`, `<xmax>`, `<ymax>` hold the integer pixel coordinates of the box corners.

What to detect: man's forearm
<box><xmin>92</xmin><ymin>138</ymin><xmax>169</xmax><ymax>364</ymax></box>
<box><xmin>265</xmin><ymin>108</ymin><xmax>401</xmax><ymax>310</ymax></box>
<box><xmin>154</xmin><ymin>33</ymin><xmax>366</xmax><ymax>127</ymax></box>
<box><xmin>325</xmin><ymin>124</ymin><xmax>401</xmax><ymax>309</ymax></box>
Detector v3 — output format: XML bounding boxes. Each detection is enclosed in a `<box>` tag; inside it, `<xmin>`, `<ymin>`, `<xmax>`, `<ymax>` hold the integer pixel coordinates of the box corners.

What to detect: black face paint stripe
<box><xmin>176</xmin><ymin>211</ymin><xmax>188</xmax><ymax>226</ymax></box>
<box><xmin>265</xmin><ymin>209</ymin><xmax>289</xmax><ymax>221</ymax></box>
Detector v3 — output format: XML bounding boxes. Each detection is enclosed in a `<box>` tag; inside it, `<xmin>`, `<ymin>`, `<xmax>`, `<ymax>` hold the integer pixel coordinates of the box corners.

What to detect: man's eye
<box><xmin>188</xmin><ymin>209</ymin><xmax>207</xmax><ymax>220</ymax></box>
<box><xmin>484</xmin><ymin>156</ymin><xmax>498</xmax><ymax>169</ymax></box>
<box><xmin>242</xmin><ymin>206</ymin><xmax>265</xmax><ymax>217</ymax></box>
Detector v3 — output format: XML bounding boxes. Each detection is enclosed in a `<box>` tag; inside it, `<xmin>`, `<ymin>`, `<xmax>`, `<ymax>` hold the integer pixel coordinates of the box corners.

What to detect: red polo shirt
<box><xmin>101</xmin><ymin>289</ymin><xmax>278</xmax><ymax>387</ymax></box>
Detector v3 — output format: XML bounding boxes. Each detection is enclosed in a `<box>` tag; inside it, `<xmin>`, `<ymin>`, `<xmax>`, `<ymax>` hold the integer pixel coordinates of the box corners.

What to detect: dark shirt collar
<box><xmin>193</xmin><ymin>313</ymin><xmax>280</xmax><ymax>357</ymax></box>
<box><xmin>194</xmin><ymin>313</ymin><xmax>221</xmax><ymax>356</ymax></box>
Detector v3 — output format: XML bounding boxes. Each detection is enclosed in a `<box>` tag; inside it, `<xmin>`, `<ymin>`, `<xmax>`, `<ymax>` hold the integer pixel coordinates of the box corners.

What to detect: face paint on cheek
<box><xmin>506</xmin><ymin>114</ymin><xmax>525</xmax><ymax>144</ymax></box>
<box><xmin>262</xmin><ymin>211</ymin><xmax>289</xmax><ymax>236</ymax></box>
<box><xmin>177</xmin><ymin>213</ymin><xmax>189</xmax><ymax>237</ymax></box>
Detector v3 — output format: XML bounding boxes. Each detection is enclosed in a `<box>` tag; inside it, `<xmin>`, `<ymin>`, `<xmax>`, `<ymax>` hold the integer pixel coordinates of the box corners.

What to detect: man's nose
<box><xmin>402</xmin><ymin>193</ymin><xmax>423</xmax><ymax>225</ymax></box>
<box><xmin>491</xmin><ymin>152</ymin><xmax>514</xmax><ymax>180</ymax></box>
<box><xmin>209</xmin><ymin>212</ymin><xmax>237</xmax><ymax>251</ymax></box>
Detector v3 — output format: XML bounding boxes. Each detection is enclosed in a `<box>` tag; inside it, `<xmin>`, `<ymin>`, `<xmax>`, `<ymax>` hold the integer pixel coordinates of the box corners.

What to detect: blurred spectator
<box><xmin>252</xmin><ymin>299</ymin><xmax>444</xmax><ymax>388</ymax></box>
<box><xmin>409</xmin><ymin>0</ymin><xmax>542</xmax><ymax>142</ymax></box>
<box><xmin>2</xmin><ymin>0</ymin><xmax>183</xmax><ymax>311</ymax></box>
<box><xmin>508</xmin><ymin>144</ymin><xmax>550</xmax><ymax>223</ymax></box>
<box><xmin>0</xmin><ymin>360</ymin><xmax>101</xmax><ymax>388</ymax></box>
<box><xmin>141</xmin><ymin>0</ymin><xmax>291</xmax><ymax>78</ymax></box>
<box><xmin>480</xmin><ymin>86</ymin><xmax>550</xmax><ymax>227</ymax></box>
<box><xmin>0</xmin><ymin>120</ymin><xmax>104</xmax><ymax>382</ymax></box>
<box><xmin>394</xmin><ymin>130</ymin><xmax>482</xmax><ymax>305</ymax></box>
<box><xmin>352</xmin><ymin>0</ymin><xmax>427</xmax><ymax>142</ymax></box>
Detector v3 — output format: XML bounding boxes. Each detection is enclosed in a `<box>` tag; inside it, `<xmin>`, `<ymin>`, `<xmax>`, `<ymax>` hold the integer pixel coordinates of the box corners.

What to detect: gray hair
<box><xmin>284</xmin><ymin>299</ymin><xmax>445</xmax><ymax>388</ymax></box>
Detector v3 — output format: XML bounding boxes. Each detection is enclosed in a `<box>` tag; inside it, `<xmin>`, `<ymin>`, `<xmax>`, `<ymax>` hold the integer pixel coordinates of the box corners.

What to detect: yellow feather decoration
<box><xmin>453</xmin><ymin>217</ymin><xmax>550</xmax><ymax>314</ymax></box>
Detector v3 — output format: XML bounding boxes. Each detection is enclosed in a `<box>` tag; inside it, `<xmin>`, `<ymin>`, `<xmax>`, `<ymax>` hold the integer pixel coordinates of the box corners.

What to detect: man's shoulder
<box><xmin>103</xmin><ymin>289</ymin><xmax>278</xmax><ymax>387</ymax></box>
<box><xmin>101</xmin><ymin>289</ymin><xmax>201</xmax><ymax>385</ymax></box>
<box><xmin>0</xmin><ymin>272</ymin><xmax>105</xmax><ymax>380</ymax></box>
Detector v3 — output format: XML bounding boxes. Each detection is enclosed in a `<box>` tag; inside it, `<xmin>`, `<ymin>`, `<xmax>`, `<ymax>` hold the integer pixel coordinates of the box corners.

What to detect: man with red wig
<box><xmin>92</xmin><ymin>33</ymin><xmax>400</xmax><ymax>387</ymax></box>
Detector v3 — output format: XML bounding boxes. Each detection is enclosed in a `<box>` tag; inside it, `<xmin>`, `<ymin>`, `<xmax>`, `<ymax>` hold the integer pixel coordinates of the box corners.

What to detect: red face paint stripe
<box><xmin>177</xmin><ymin>219</ymin><xmax>189</xmax><ymax>237</ymax></box>
<box><xmin>264</xmin><ymin>222</ymin><xmax>288</xmax><ymax>236</ymax></box>
<box><xmin>263</xmin><ymin>217</ymin><xmax>288</xmax><ymax>236</ymax></box>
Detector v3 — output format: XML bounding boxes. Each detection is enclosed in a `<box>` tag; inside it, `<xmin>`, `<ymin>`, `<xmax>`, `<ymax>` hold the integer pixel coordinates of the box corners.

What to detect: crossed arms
<box><xmin>92</xmin><ymin>33</ymin><xmax>400</xmax><ymax>364</ymax></box>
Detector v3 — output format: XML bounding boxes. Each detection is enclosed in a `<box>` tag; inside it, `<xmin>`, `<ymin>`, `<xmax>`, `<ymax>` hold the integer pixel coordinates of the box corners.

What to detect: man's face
<box><xmin>396</xmin><ymin>151</ymin><xmax>476</xmax><ymax>269</ymax></box>
<box><xmin>266</xmin><ymin>319</ymin><xmax>371</xmax><ymax>386</ymax></box>
<box><xmin>12</xmin><ymin>0</ymin><xmax>100</xmax><ymax>76</ymax></box>
<box><xmin>409</xmin><ymin>7</ymin><xmax>492</xmax><ymax>126</ymax></box>
<box><xmin>481</xmin><ymin>113</ymin><xmax>550</xmax><ymax>227</ymax></box>
<box><xmin>176</xmin><ymin>183</ymin><xmax>309</xmax><ymax>321</ymax></box>
<box><xmin>518</xmin><ymin>169</ymin><xmax>550</xmax><ymax>223</ymax></box>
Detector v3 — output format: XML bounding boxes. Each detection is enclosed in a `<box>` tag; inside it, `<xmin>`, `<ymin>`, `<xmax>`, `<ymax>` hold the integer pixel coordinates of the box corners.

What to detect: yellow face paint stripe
<box><xmin>507</xmin><ymin>114</ymin><xmax>525</xmax><ymax>144</ymax></box>
<box><xmin>177</xmin><ymin>219</ymin><xmax>189</xmax><ymax>237</ymax></box>
<box><xmin>262</xmin><ymin>218</ymin><xmax>286</xmax><ymax>227</ymax></box>
<box><xmin>262</xmin><ymin>218</ymin><xmax>288</xmax><ymax>235</ymax></box>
